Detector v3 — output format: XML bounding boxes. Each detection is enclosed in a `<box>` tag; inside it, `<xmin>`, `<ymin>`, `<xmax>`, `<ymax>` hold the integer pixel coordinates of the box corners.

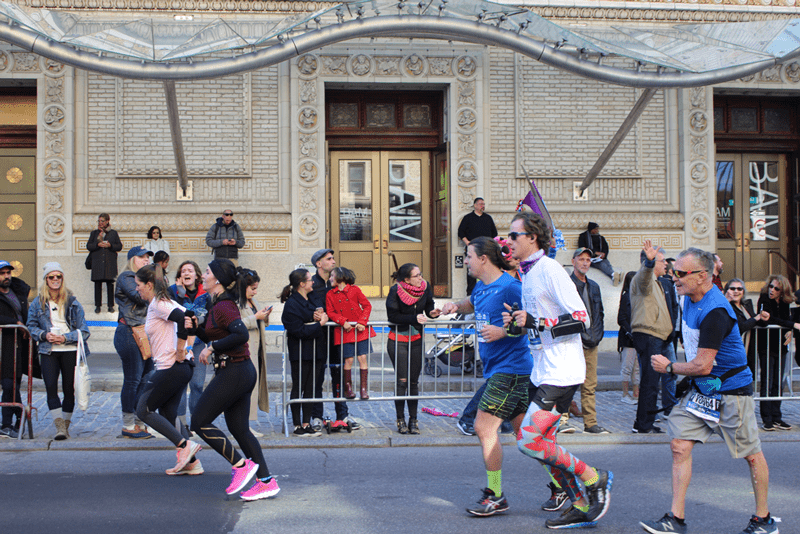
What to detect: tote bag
<box><xmin>75</xmin><ymin>334</ymin><xmax>92</xmax><ymax>411</ymax></box>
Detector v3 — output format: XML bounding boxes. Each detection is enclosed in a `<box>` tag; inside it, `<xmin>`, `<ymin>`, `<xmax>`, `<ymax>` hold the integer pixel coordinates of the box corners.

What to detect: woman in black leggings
<box><xmin>133</xmin><ymin>264</ymin><xmax>202</xmax><ymax>476</ymax></box>
<box><xmin>191</xmin><ymin>259</ymin><xmax>279</xmax><ymax>501</ymax></box>
<box><xmin>385</xmin><ymin>263</ymin><xmax>439</xmax><ymax>435</ymax></box>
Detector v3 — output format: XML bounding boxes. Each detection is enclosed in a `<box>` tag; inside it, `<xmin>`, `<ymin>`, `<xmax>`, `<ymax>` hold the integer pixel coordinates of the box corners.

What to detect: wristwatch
<box><xmin>666</xmin><ymin>363</ymin><xmax>674</xmax><ymax>375</ymax></box>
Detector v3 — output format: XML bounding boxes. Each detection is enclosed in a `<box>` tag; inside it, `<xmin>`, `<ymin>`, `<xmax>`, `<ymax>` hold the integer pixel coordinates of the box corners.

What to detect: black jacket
<box><xmin>730</xmin><ymin>299</ymin><xmax>758</xmax><ymax>361</ymax></box>
<box><xmin>617</xmin><ymin>290</ymin><xmax>633</xmax><ymax>350</ymax></box>
<box><xmin>577</xmin><ymin>230</ymin><xmax>609</xmax><ymax>258</ymax></box>
<box><xmin>570</xmin><ymin>272</ymin><xmax>604</xmax><ymax>348</ymax></box>
<box><xmin>0</xmin><ymin>277</ymin><xmax>32</xmax><ymax>380</ymax></box>
<box><xmin>86</xmin><ymin>228</ymin><xmax>122</xmax><ymax>281</ymax></box>
<box><xmin>755</xmin><ymin>295</ymin><xmax>793</xmax><ymax>355</ymax></box>
<box><xmin>281</xmin><ymin>291</ymin><xmax>325</xmax><ymax>361</ymax></box>
<box><xmin>385</xmin><ymin>283</ymin><xmax>436</xmax><ymax>337</ymax></box>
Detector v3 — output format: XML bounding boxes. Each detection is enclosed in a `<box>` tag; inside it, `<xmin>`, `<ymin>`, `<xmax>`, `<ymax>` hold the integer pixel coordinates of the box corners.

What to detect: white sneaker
<box><xmin>620</xmin><ymin>394</ymin><xmax>638</xmax><ymax>405</ymax></box>
<box><xmin>250</xmin><ymin>426</ymin><xmax>264</xmax><ymax>438</ymax></box>
<box><xmin>166</xmin><ymin>459</ymin><xmax>204</xmax><ymax>476</ymax></box>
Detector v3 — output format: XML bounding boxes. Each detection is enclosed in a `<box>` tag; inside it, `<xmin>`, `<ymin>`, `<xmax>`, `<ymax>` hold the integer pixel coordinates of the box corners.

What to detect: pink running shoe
<box><xmin>169</xmin><ymin>440</ymin><xmax>202</xmax><ymax>475</ymax></box>
<box><xmin>166</xmin><ymin>459</ymin><xmax>204</xmax><ymax>476</ymax></box>
<box><xmin>240</xmin><ymin>477</ymin><xmax>280</xmax><ymax>501</ymax></box>
<box><xmin>226</xmin><ymin>459</ymin><xmax>259</xmax><ymax>495</ymax></box>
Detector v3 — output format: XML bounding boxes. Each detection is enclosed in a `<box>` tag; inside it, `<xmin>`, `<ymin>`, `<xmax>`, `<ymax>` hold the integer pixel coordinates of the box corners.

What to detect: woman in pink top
<box><xmin>325</xmin><ymin>267</ymin><xmax>376</xmax><ymax>400</ymax></box>
<box><xmin>134</xmin><ymin>264</ymin><xmax>203</xmax><ymax>476</ymax></box>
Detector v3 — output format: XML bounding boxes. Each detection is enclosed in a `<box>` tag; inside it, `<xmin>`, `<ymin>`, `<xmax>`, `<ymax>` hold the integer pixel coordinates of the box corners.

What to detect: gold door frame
<box><xmin>330</xmin><ymin>151</ymin><xmax>431</xmax><ymax>297</ymax></box>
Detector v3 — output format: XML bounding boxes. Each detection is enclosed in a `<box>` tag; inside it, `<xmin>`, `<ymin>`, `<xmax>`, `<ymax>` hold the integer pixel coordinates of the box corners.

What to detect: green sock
<box><xmin>585</xmin><ymin>472</ymin><xmax>599</xmax><ymax>486</ymax></box>
<box><xmin>576</xmin><ymin>503</ymin><xmax>589</xmax><ymax>513</ymax></box>
<box><xmin>487</xmin><ymin>470</ymin><xmax>502</xmax><ymax>496</ymax></box>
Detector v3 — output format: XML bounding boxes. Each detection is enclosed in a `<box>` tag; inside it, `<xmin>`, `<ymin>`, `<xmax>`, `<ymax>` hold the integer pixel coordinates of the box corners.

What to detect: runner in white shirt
<box><xmin>134</xmin><ymin>264</ymin><xmax>203</xmax><ymax>475</ymax></box>
<box><xmin>503</xmin><ymin>211</ymin><xmax>613</xmax><ymax>530</ymax></box>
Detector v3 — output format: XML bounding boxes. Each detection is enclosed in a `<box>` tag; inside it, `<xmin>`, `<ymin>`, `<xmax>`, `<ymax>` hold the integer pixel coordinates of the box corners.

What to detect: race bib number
<box><xmin>475</xmin><ymin>312</ymin><xmax>489</xmax><ymax>344</ymax></box>
<box><xmin>685</xmin><ymin>391</ymin><xmax>721</xmax><ymax>423</ymax></box>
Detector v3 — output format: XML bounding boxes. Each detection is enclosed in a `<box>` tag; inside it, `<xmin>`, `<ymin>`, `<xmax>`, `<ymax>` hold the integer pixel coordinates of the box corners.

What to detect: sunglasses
<box><xmin>672</xmin><ymin>269</ymin><xmax>706</xmax><ymax>279</ymax></box>
<box><xmin>507</xmin><ymin>232</ymin><xmax>531</xmax><ymax>241</ymax></box>
<box><xmin>768</xmin><ymin>284</ymin><xmax>779</xmax><ymax>290</ymax></box>
<box><xmin>47</xmin><ymin>275</ymin><xmax>63</xmax><ymax>281</ymax></box>
<box><xmin>728</xmin><ymin>287</ymin><xmax>744</xmax><ymax>291</ymax></box>
<box><xmin>223</xmin><ymin>212</ymin><xmax>233</xmax><ymax>216</ymax></box>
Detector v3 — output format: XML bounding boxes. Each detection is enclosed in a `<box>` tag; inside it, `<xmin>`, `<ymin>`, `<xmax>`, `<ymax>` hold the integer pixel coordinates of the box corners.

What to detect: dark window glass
<box><xmin>730</xmin><ymin>108</ymin><xmax>758</xmax><ymax>132</ymax></box>
<box><xmin>763</xmin><ymin>108</ymin><xmax>791</xmax><ymax>133</ymax></box>
<box><xmin>714</xmin><ymin>107</ymin><xmax>724</xmax><ymax>132</ymax></box>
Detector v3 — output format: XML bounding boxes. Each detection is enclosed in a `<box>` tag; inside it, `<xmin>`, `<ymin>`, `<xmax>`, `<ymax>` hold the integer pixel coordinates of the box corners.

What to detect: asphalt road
<box><xmin>1</xmin><ymin>441</ymin><xmax>795</xmax><ymax>534</ymax></box>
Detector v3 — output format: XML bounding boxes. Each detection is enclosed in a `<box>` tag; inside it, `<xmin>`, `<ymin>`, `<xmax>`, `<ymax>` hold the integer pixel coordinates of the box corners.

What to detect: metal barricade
<box><xmin>751</xmin><ymin>325</ymin><xmax>799</xmax><ymax>402</ymax></box>
<box><xmin>281</xmin><ymin>318</ymin><xmax>482</xmax><ymax>436</ymax></box>
<box><xmin>0</xmin><ymin>324</ymin><xmax>36</xmax><ymax>439</ymax></box>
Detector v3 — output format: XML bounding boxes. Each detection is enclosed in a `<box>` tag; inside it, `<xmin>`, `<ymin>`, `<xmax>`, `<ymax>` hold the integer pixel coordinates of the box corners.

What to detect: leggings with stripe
<box><xmin>190</xmin><ymin>359</ymin><xmax>270</xmax><ymax>479</ymax></box>
<box><xmin>516</xmin><ymin>404</ymin><xmax>589</xmax><ymax>503</ymax></box>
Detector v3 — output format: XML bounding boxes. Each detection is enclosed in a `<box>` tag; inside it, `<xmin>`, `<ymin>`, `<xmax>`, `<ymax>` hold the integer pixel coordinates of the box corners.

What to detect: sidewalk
<box><xmin>3</xmin><ymin>375</ymin><xmax>798</xmax><ymax>452</ymax></box>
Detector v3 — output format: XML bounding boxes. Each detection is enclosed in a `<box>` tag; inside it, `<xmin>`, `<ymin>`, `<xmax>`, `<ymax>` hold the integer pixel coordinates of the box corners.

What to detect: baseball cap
<box><xmin>127</xmin><ymin>246</ymin><xmax>154</xmax><ymax>260</ymax></box>
<box><xmin>573</xmin><ymin>247</ymin><xmax>594</xmax><ymax>259</ymax></box>
<box><xmin>311</xmin><ymin>249</ymin><xmax>334</xmax><ymax>266</ymax></box>
<box><xmin>0</xmin><ymin>260</ymin><xmax>11</xmax><ymax>272</ymax></box>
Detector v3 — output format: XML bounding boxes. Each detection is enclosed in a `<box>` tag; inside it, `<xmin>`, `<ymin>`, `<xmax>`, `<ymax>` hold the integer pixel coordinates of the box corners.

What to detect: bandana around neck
<box><xmin>519</xmin><ymin>249</ymin><xmax>545</xmax><ymax>275</ymax></box>
<box><xmin>397</xmin><ymin>279</ymin><xmax>426</xmax><ymax>305</ymax></box>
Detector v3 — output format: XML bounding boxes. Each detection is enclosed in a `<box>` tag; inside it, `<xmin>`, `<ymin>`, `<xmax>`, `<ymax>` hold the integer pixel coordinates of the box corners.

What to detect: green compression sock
<box><xmin>487</xmin><ymin>470</ymin><xmax>502</xmax><ymax>496</ymax></box>
<box><xmin>585</xmin><ymin>472</ymin><xmax>599</xmax><ymax>487</ymax></box>
<box><xmin>576</xmin><ymin>503</ymin><xmax>590</xmax><ymax>513</ymax></box>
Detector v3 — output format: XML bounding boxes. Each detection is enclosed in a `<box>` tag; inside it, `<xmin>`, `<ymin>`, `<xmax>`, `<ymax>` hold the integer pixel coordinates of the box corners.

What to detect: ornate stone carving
<box><xmin>403</xmin><ymin>105</ymin><xmax>431</xmax><ymax>128</ymax></box>
<box><xmin>297</xmin><ymin>54</ymin><xmax>319</xmax><ymax>77</ymax></box>
<box><xmin>690</xmin><ymin>135</ymin><xmax>706</xmax><ymax>160</ymax></box>
<box><xmin>43</xmin><ymin>105</ymin><xmax>66</xmax><ymax>132</ymax></box>
<box><xmin>689</xmin><ymin>111</ymin><xmax>707</xmax><ymax>133</ymax></box>
<box><xmin>366</xmin><ymin>104</ymin><xmax>395</xmax><ymax>128</ymax></box>
<box><xmin>738</xmin><ymin>73</ymin><xmax>757</xmax><ymax>83</ymax></box>
<box><xmin>457</xmin><ymin>108</ymin><xmax>477</xmax><ymax>132</ymax></box>
<box><xmin>298</xmin><ymin>107</ymin><xmax>318</xmax><ymax>130</ymax></box>
<box><xmin>428</xmin><ymin>57</ymin><xmax>452</xmax><ymax>76</ymax></box>
<box><xmin>0</xmin><ymin>51</ymin><xmax>8</xmax><ymax>72</ymax></box>
<box><xmin>44</xmin><ymin>59</ymin><xmax>65</xmax><ymax>76</ymax></box>
<box><xmin>375</xmin><ymin>56</ymin><xmax>400</xmax><ymax>75</ymax></box>
<box><xmin>44</xmin><ymin>161</ymin><xmax>66</xmax><ymax>184</ymax></box>
<box><xmin>455</xmin><ymin>56</ymin><xmax>477</xmax><ymax>79</ymax></box>
<box><xmin>45</xmin><ymin>132</ymin><xmax>64</xmax><ymax>159</ymax></box>
<box><xmin>298</xmin><ymin>214</ymin><xmax>319</xmax><ymax>238</ymax></box>
<box><xmin>300</xmin><ymin>187</ymin><xmax>317</xmax><ymax>211</ymax></box>
<box><xmin>691</xmin><ymin>187</ymin><xmax>707</xmax><ymax>211</ymax></box>
<box><xmin>759</xmin><ymin>65</ymin><xmax>782</xmax><ymax>82</ymax></box>
<box><xmin>43</xmin><ymin>215</ymin><xmax>66</xmax><ymax>240</ymax></box>
<box><xmin>458</xmin><ymin>81</ymin><xmax>475</xmax><ymax>108</ymax></box>
<box><xmin>549</xmin><ymin>212</ymin><xmax>685</xmax><ymax>230</ymax></box>
<box><xmin>299</xmin><ymin>133</ymin><xmax>318</xmax><ymax>159</ymax></box>
<box><xmin>46</xmin><ymin>77</ymin><xmax>64</xmax><ymax>105</ymax></box>
<box><xmin>349</xmin><ymin>54</ymin><xmax>372</xmax><ymax>76</ymax></box>
<box><xmin>690</xmin><ymin>162</ymin><xmax>709</xmax><ymax>185</ymax></box>
<box><xmin>298</xmin><ymin>161</ymin><xmax>319</xmax><ymax>184</ymax></box>
<box><xmin>330</xmin><ymin>103</ymin><xmax>359</xmax><ymax>128</ymax></box>
<box><xmin>404</xmin><ymin>54</ymin><xmax>426</xmax><ymax>76</ymax></box>
<box><xmin>299</xmin><ymin>80</ymin><xmax>317</xmax><ymax>104</ymax></box>
<box><xmin>690</xmin><ymin>213</ymin><xmax>710</xmax><ymax>237</ymax></box>
<box><xmin>458</xmin><ymin>187</ymin><xmax>476</xmax><ymax>212</ymax></box>
<box><xmin>689</xmin><ymin>86</ymin><xmax>705</xmax><ymax>108</ymax></box>
<box><xmin>11</xmin><ymin>53</ymin><xmax>38</xmax><ymax>72</ymax></box>
<box><xmin>322</xmin><ymin>56</ymin><xmax>348</xmax><ymax>75</ymax></box>
<box><xmin>6</xmin><ymin>214</ymin><xmax>23</xmax><ymax>231</ymax></box>
<box><xmin>458</xmin><ymin>134</ymin><xmax>476</xmax><ymax>160</ymax></box>
<box><xmin>46</xmin><ymin>187</ymin><xmax>64</xmax><ymax>212</ymax></box>
<box><xmin>784</xmin><ymin>62</ymin><xmax>800</xmax><ymax>83</ymax></box>
<box><xmin>73</xmin><ymin>213</ymin><xmax>292</xmax><ymax>232</ymax></box>
<box><xmin>457</xmin><ymin>161</ymin><xmax>478</xmax><ymax>183</ymax></box>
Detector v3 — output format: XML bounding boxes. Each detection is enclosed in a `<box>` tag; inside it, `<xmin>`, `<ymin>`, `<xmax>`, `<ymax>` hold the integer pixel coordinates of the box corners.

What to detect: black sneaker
<box><xmin>0</xmin><ymin>426</ymin><xmax>19</xmax><ymax>439</ymax></box>
<box><xmin>292</xmin><ymin>426</ymin><xmax>307</xmax><ymax>437</ymax></box>
<box><xmin>584</xmin><ymin>425</ymin><xmax>610</xmax><ymax>434</ymax></box>
<box><xmin>739</xmin><ymin>514</ymin><xmax>779</xmax><ymax>534</ymax></box>
<box><xmin>762</xmin><ymin>423</ymin><xmax>776</xmax><ymax>432</ymax></box>
<box><xmin>773</xmin><ymin>420</ymin><xmax>792</xmax><ymax>431</ymax></box>
<box><xmin>585</xmin><ymin>469</ymin><xmax>613</xmax><ymax>521</ymax></box>
<box><xmin>456</xmin><ymin>420</ymin><xmax>475</xmax><ymax>436</ymax></box>
<box><xmin>640</xmin><ymin>512</ymin><xmax>688</xmax><ymax>533</ymax></box>
<box><xmin>544</xmin><ymin>505</ymin><xmax>597</xmax><ymax>529</ymax></box>
<box><xmin>466</xmin><ymin>488</ymin><xmax>509</xmax><ymax>517</ymax></box>
<box><xmin>541</xmin><ymin>482</ymin><xmax>569</xmax><ymax>512</ymax></box>
<box><xmin>632</xmin><ymin>426</ymin><xmax>663</xmax><ymax>434</ymax></box>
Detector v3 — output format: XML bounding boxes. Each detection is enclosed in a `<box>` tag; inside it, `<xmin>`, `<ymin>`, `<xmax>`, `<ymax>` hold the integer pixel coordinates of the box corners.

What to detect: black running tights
<box><xmin>387</xmin><ymin>338</ymin><xmax>422</xmax><ymax>420</ymax></box>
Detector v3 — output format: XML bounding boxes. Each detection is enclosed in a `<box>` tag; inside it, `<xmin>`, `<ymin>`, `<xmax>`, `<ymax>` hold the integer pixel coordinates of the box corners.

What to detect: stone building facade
<box><xmin>1</xmin><ymin>0</ymin><xmax>799</xmax><ymax>337</ymax></box>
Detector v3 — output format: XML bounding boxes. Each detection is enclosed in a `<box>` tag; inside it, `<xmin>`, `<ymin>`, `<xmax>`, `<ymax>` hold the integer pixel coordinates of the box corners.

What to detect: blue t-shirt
<box><xmin>471</xmin><ymin>273</ymin><xmax>533</xmax><ymax>378</ymax></box>
<box><xmin>681</xmin><ymin>286</ymin><xmax>752</xmax><ymax>391</ymax></box>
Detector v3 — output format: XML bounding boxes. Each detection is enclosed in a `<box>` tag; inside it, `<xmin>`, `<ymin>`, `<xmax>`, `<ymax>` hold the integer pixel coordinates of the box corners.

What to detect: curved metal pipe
<box><xmin>0</xmin><ymin>15</ymin><xmax>782</xmax><ymax>87</ymax></box>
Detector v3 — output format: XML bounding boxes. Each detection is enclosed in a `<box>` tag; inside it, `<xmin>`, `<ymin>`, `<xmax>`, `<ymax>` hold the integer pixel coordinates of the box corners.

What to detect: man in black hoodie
<box><xmin>0</xmin><ymin>260</ymin><xmax>31</xmax><ymax>438</ymax></box>
<box><xmin>205</xmin><ymin>209</ymin><xmax>245</xmax><ymax>266</ymax></box>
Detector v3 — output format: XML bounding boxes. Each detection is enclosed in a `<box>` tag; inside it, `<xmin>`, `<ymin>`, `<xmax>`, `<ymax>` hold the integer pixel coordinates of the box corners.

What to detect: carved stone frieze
<box><xmin>689</xmin><ymin>87</ymin><xmax>705</xmax><ymax>108</ymax></box>
<box><xmin>322</xmin><ymin>56</ymin><xmax>348</xmax><ymax>76</ymax></box>
<box><xmin>11</xmin><ymin>53</ymin><xmax>39</xmax><ymax>72</ymax></box>
<box><xmin>44</xmin><ymin>59</ymin><xmax>65</xmax><ymax>76</ymax></box>
<box><xmin>45</xmin><ymin>132</ymin><xmax>64</xmax><ymax>159</ymax></box>
<box><xmin>349</xmin><ymin>54</ymin><xmax>372</xmax><ymax>76</ymax></box>
<box><xmin>43</xmin><ymin>215</ymin><xmax>65</xmax><ymax>241</ymax></box>
<box><xmin>690</xmin><ymin>162</ymin><xmax>709</xmax><ymax>186</ymax></box>
<box><xmin>684</xmin><ymin>85</ymin><xmax>713</xmax><ymax>247</ymax></box>
<box><xmin>375</xmin><ymin>57</ymin><xmax>401</xmax><ymax>76</ymax></box>
<box><xmin>297</xmin><ymin>54</ymin><xmax>319</xmax><ymax>78</ymax></box>
<box><xmin>691</xmin><ymin>186</ymin><xmax>707</xmax><ymax>211</ymax></box>
<box><xmin>44</xmin><ymin>161</ymin><xmax>66</xmax><ymax>184</ymax></box>
<box><xmin>299</xmin><ymin>80</ymin><xmax>317</xmax><ymax>104</ymax></box>
<box><xmin>690</xmin><ymin>135</ymin><xmax>706</xmax><ymax>160</ymax></box>
<box><xmin>458</xmin><ymin>81</ymin><xmax>476</xmax><ymax>108</ymax></box>
<box><xmin>458</xmin><ymin>187</ymin><xmax>476</xmax><ymax>212</ymax></box>
<box><xmin>457</xmin><ymin>161</ymin><xmax>478</xmax><ymax>183</ymax></box>
<box><xmin>73</xmin><ymin>213</ymin><xmax>292</xmax><ymax>232</ymax></box>
<box><xmin>691</xmin><ymin>213</ymin><xmax>710</xmax><ymax>238</ymax></box>
<box><xmin>46</xmin><ymin>187</ymin><xmax>64</xmax><ymax>213</ymax></box>
<box><xmin>299</xmin><ymin>186</ymin><xmax>317</xmax><ymax>211</ymax></box>
<box><xmin>298</xmin><ymin>161</ymin><xmax>319</xmax><ymax>184</ymax></box>
<box><xmin>46</xmin><ymin>77</ymin><xmax>64</xmax><ymax>105</ymax></box>
<box><xmin>404</xmin><ymin>54</ymin><xmax>426</xmax><ymax>77</ymax></box>
<box><xmin>785</xmin><ymin>62</ymin><xmax>800</xmax><ymax>84</ymax></box>
<box><xmin>0</xmin><ymin>51</ymin><xmax>8</xmax><ymax>72</ymax></box>
<box><xmin>428</xmin><ymin>57</ymin><xmax>452</xmax><ymax>77</ymax></box>
<box><xmin>298</xmin><ymin>107</ymin><xmax>318</xmax><ymax>130</ymax></box>
<box><xmin>458</xmin><ymin>134</ymin><xmax>476</xmax><ymax>160</ymax></box>
<box><xmin>43</xmin><ymin>105</ymin><xmax>66</xmax><ymax>132</ymax></box>
<box><xmin>549</xmin><ymin>212</ymin><xmax>685</xmax><ymax>230</ymax></box>
<box><xmin>298</xmin><ymin>214</ymin><xmax>319</xmax><ymax>238</ymax></box>
<box><xmin>457</xmin><ymin>108</ymin><xmax>477</xmax><ymax>132</ymax></box>
<box><xmin>455</xmin><ymin>56</ymin><xmax>477</xmax><ymax>80</ymax></box>
<box><xmin>299</xmin><ymin>132</ymin><xmax>318</xmax><ymax>159</ymax></box>
<box><xmin>689</xmin><ymin>111</ymin><xmax>707</xmax><ymax>133</ymax></box>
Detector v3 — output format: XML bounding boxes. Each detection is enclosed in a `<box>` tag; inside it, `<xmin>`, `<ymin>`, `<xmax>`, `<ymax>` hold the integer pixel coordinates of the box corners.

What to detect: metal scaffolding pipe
<box><xmin>579</xmin><ymin>88</ymin><xmax>658</xmax><ymax>193</ymax></box>
<box><xmin>163</xmin><ymin>81</ymin><xmax>189</xmax><ymax>195</ymax></box>
<box><xmin>0</xmin><ymin>16</ymin><xmax>787</xmax><ymax>87</ymax></box>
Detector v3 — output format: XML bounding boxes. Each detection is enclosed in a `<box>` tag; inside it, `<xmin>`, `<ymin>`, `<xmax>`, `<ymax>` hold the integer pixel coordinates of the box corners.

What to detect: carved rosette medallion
<box><xmin>298</xmin><ymin>107</ymin><xmax>318</xmax><ymax>131</ymax></box>
<box><xmin>6</xmin><ymin>214</ymin><xmax>23</xmax><ymax>231</ymax></box>
<box><xmin>43</xmin><ymin>105</ymin><xmax>66</xmax><ymax>132</ymax></box>
<box><xmin>690</xmin><ymin>162</ymin><xmax>709</xmax><ymax>186</ymax></box>
<box><xmin>783</xmin><ymin>62</ymin><xmax>800</xmax><ymax>84</ymax></box>
<box><xmin>689</xmin><ymin>111</ymin><xmax>707</xmax><ymax>133</ymax></box>
<box><xmin>297</xmin><ymin>54</ymin><xmax>319</xmax><ymax>78</ymax></box>
<box><xmin>40</xmin><ymin>58</ymin><xmax>69</xmax><ymax>246</ymax></box>
<box><xmin>44</xmin><ymin>58</ymin><xmax>65</xmax><ymax>77</ymax></box>
<box><xmin>0</xmin><ymin>51</ymin><xmax>8</xmax><ymax>72</ymax></box>
<box><xmin>348</xmin><ymin>54</ymin><xmax>372</xmax><ymax>76</ymax></box>
<box><xmin>6</xmin><ymin>167</ymin><xmax>23</xmax><ymax>184</ymax></box>
<box><xmin>456</xmin><ymin>108</ymin><xmax>477</xmax><ymax>133</ymax></box>
<box><xmin>454</xmin><ymin>56</ymin><xmax>477</xmax><ymax>80</ymax></box>
<box><xmin>457</xmin><ymin>161</ymin><xmax>478</xmax><ymax>184</ymax></box>
<box><xmin>298</xmin><ymin>160</ymin><xmax>319</xmax><ymax>185</ymax></box>
<box><xmin>685</xmin><ymin>87</ymin><xmax>713</xmax><ymax>246</ymax></box>
<box><xmin>298</xmin><ymin>214</ymin><xmax>320</xmax><ymax>239</ymax></box>
<box><xmin>403</xmin><ymin>54</ymin><xmax>426</xmax><ymax>77</ymax></box>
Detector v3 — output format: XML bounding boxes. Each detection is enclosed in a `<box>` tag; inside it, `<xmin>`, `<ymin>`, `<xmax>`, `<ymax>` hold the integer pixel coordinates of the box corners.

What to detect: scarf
<box><xmin>519</xmin><ymin>249</ymin><xmax>545</xmax><ymax>275</ymax></box>
<box><xmin>397</xmin><ymin>279</ymin><xmax>427</xmax><ymax>306</ymax></box>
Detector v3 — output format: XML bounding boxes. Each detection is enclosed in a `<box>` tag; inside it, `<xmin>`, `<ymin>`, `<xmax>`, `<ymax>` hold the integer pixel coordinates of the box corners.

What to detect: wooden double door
<box><xmin>331</xmin><ymin>151</ymin><xmax>430</xmax><ymax>297</ymax></box>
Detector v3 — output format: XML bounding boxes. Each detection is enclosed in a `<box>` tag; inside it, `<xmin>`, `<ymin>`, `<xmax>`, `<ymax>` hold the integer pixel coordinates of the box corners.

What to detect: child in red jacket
<box><xmin>325</xmin><ymin>267</ymin><xmax>376</xmax><ymax>400</ymax></box>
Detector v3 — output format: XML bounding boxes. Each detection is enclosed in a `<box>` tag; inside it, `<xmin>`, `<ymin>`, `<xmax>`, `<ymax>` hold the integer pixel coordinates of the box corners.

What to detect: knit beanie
<box><xmin>209</xmin><ymin>259</ymin><xmax>237</xmax><ymax>291</ymax></box>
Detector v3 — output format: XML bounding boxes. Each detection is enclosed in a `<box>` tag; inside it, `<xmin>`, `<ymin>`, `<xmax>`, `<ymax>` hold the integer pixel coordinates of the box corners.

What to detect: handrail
<box><xmin>767</xmin><ymin>249</ymin><xmax>799</xmax><ymax>288</ymax></box>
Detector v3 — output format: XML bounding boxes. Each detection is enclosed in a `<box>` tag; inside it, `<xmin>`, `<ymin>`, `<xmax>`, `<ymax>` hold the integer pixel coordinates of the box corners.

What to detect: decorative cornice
<box><xmin>73</xmin><ymin>213</ymin><xmax>292</xmax><ymax>232</ymax></box>
<box><xmin>13</xmin><ymin>0</ymin><xmax>337</xmax><ymax>12</ymax></box>
<box><xmin>495</xmin><ymin>212</ymin><xmax>685</xmax><ymax>230</ymax></box>
<box><xmin>529</xmin><ymin>6</ymin><xmax>796</xmax><ymax>22</ymax></box>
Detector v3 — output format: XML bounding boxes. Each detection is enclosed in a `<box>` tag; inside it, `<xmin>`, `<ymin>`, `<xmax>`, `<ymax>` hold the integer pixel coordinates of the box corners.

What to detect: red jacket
<box><xmin>325</xmin><ymin>284</ymin><xmax>376</xmax><ymax>345</ymax></box>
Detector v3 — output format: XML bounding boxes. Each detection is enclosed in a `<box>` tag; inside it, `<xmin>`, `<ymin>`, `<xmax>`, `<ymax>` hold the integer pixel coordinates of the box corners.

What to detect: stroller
<box><xmin>423</xmin><ymin>314</ymin><xmax>479</xmax><ymax>377</ymax></box>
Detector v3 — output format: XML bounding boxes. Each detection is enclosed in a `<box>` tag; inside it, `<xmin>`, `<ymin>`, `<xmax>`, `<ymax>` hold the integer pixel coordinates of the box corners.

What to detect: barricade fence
<box><xmin>281</xmin><ymin>318</ymin><xmax>482</xmax><ymax>436</ymax></box>
<box><xmin>0</xmin><ymin>324</ymin><xmax>36</xmax><ymax>439</ymax></box>
<box><xmin>751</xmin><ymin>325</ymin><xmax>800</xmax><ymax>402</ymax></box>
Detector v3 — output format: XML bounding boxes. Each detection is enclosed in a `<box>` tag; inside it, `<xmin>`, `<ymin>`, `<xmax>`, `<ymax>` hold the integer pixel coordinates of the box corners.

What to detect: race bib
<box><xmin>685</xmin><ymin>391</ymin><xmax>721</xmax><ymax>423</ymax></box>
<box><xmin>475</xmin><ymin>312</ymin><xmax>489</xmax><ymax>344</ymax></box>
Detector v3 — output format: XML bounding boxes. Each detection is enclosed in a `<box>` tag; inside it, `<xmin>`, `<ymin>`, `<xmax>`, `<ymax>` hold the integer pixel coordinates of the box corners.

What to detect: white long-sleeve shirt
<box><xmin>520</xmin><ymin>251</ymin><xmax>588</xmax><ymax>387</ymax></box>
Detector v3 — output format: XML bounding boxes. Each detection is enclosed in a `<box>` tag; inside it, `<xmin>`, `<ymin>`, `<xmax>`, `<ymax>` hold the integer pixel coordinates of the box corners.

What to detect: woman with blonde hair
<box><xmin>756</xmin><ymin>274</ymin><xmax>799</xmax><ymax>431</ymax></box>
<box><xmin>26</xmin><ymin>263</ymin><xmax>90</xmax><ymax>440</ymax></box>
